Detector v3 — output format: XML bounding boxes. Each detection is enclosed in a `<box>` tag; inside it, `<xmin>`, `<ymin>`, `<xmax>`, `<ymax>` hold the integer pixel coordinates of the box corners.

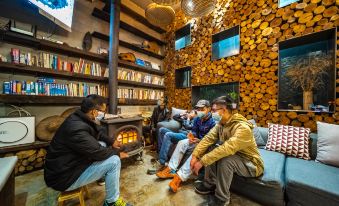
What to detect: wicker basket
<box><xmin>152</xmin><ymin>0</ymin><xmax>181</xmax><ymax>6</ymax></box>
<box><xmin>145</xmin><ymin>3</ymin><xmax>175</xmax><ymax>27</ymax></box>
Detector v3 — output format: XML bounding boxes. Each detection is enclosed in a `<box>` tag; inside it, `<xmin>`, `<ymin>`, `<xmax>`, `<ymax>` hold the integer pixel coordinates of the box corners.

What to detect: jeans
<box><xmin>159</xmin><ymin>131</ymin><xmax>187</xmax><ymax>165</ymax></box>
<box><xmin>168</xmin><ymin>139</ymin><xmax>197</xmax><ymax>181</ymax></box>
<box><xmin>157</xmin><ymin>127</ymin><xmax>172</xmax><ymax>152</ymax></box>
<box><xmin>66</xmin><ymin>142</ymin><xmax>121</xmax><ymax>203</ymax></box>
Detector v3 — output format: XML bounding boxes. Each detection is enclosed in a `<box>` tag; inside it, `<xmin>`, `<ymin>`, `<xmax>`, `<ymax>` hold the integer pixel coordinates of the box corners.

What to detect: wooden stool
<box><xmin>58</xmin><ymin>185</ymin><xmax>90</xmax><ymax>206</ymax></box>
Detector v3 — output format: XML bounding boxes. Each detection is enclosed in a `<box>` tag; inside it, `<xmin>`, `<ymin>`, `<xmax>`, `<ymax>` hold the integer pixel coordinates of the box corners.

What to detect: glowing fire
<box><xmin>118</xmin><ymin>129</ymin><xmax>138</xmax><ymax>144</ymax></box>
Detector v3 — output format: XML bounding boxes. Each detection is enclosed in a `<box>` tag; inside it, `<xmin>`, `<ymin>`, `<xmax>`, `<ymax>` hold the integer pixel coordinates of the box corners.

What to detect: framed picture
<box><xmin>279</xmin><ymin>0</ymin><xmax>299</xmax><ymax>8</ymax></box>
<box><xmin>278</xmin><ymin>28</ymin><xmax>336</xmax><ymax>113</ymax></box>
<box><xmin>211</xmin><ymin>25</ymin><xmax>240</xmax><ymax>60</ymax></box>
<box><xmin>175</xmin><ymin>23</ymin><xmax>191</xmax><ymax>51</ymax></box>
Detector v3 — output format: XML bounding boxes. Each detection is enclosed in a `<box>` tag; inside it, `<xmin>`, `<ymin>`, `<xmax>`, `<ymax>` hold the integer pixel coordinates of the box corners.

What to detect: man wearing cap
<box><xmin>156</xmin><ymin>100</ymin><xmax>216</xmax><ymax>192</ymax></box>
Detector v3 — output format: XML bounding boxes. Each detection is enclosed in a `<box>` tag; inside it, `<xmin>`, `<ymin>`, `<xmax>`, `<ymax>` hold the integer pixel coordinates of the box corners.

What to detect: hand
<box><xmin>119</xmin><ymin>152</ymin><xmax>129</xmax><ymax>159</ymax></box>
<box><xmin>192</xmin><ymin>161</ymin><xmax>203</xmax><ymax>176</ymax></box>
<box><xmin>190</xmin><ymin>156</ymin><xmax>198</xmax><ymax>170</ymax></box>
<box><xmin>187</xmin><ymin>132</ymin><xmax>194</xmax><ymax>140</ymax></box>
<box><xmin>189</xmin><ymin>137</ymin><xmax>200</xmax><ymax>144</ymax></box>
<box><xmin>112</xmin><ymin>135</ymin><xmax>122</xmax><ymax>149</ymax></box>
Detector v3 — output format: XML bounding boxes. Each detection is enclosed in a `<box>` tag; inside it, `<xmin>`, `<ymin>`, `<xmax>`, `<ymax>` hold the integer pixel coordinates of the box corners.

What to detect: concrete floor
<box><xmin>15</xmin><ymin>149</ymin><xmax>261</xmax><ymax>206</ymax></box>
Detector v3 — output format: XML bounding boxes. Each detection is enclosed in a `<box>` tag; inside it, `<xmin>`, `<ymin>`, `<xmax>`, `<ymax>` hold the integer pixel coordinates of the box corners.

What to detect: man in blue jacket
<box><xmin>156</xmin><ymin>100</ymin><xmax>216</xmax><ymax>192</ymax></box>
<box><xmin>44</xmin><ymin>95</ymin><xmax>132</xmax><ymax>206</ymax></box>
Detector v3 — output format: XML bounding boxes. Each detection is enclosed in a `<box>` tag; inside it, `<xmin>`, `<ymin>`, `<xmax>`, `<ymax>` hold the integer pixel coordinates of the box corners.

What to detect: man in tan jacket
<box><xmin>191</xmin><ymin>96</ymin><xmax>264</xmax><ymax>206</ymax></box>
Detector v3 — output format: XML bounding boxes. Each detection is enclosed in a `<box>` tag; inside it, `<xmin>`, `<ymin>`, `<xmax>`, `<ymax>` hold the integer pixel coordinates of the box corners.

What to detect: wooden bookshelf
<box><xmin>91</xmin><ymin>32</ymin><xmax>165</xmax><ymax>60</ymax></box>
<box><xmin>0</xmin><ymin>30</ymin><xmax>108</xmax><ymax>64</ymax></box>
<box><xmin>0</xmin><ymin>94</ymin><xmax>92</xmax><ymax>105</ymax></box>
<box><xmin>0</xmin><ymin>141</ymin><xmax>50</xmax><ymax>154</ymax></box>
<box><xmin>118</xmin><ymin>98</ymin><xmax>158</xmax><ymax>105</ymax></box>
<box><xmin>0</xmin><ymin>62</ymin><xmax>109</xmax><ymax>83</ymax></box>
<box><xmin>118</xmin><ymin>60</ymin><xmax>165</xmax><ymax>76</ymax></box>
<box><xmin>118</xmin><ymin>79</ymin><xmax>165</xmax><ymax>90</ymax></box>
<box><xmin>92</xmin><ymin>8</ymin><xmax>166</xmax><ymax>46</ymax></box>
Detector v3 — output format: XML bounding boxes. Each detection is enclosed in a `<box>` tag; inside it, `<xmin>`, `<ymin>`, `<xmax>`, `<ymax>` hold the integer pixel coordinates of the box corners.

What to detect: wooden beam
<box><xmin>108</xmin><ymin>0</ymin><xmax>121</xmax><ymax>114</ymax></box>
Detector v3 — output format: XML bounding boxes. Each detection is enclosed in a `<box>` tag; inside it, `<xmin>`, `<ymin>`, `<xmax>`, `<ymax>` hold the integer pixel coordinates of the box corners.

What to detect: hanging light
<box><xmin>145</xmin><ymin>3</ymin><xmax>176</xmax><ymax>27</ymax></box>
<box><xmin>152</xmin><ymin>0</ymin><xmax>181</xmax><ymax>6</ymax></box>
<box><xmin>181</xmin><ymin>0</ymin><xmax>217</xmax><ymax>17</ymax></box>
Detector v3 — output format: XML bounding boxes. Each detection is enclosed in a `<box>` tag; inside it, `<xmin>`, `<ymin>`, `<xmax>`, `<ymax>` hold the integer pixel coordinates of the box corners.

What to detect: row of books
<box><xmin>118</xmin><ymin>87</ymin><xmax>164</xmax><ymax>100</ymax></box>
<box><xmin>3</xmin><ymin>78</ymin><xmax>108</xmax><ymax>97</ymax></box>
<box><xmin>10</xmin><ymin>48</ymin><xmax>108</xmax><ymax>77</ymax></box>
<box><xmin>118</xmin><ymin>69</ymin><xmax>164</xmax><ymax>85</ymax></box>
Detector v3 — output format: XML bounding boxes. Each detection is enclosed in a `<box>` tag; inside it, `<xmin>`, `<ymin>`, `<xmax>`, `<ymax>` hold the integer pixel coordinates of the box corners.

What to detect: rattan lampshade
<box><xmin>152</xmin><ymin>0</ymin><xmax>181</xmax><ymax>6</ymax></box>
<box><xmin>181</xmin><ymin>0</ymin><xmax>216</xmax><ymax>17</ymax></box>
<box><xmin>145</xmin><ymin>3</ymin><xmax>175</xmax><ymax>27</ymax></box>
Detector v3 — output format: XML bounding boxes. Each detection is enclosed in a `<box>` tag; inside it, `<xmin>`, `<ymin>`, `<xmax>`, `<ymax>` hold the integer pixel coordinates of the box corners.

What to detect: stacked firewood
<box><xmin>163</xmin><ymin>0</ymin><xmax>339</xmax><ymax>131</ymax></box>
<box><xmin>3</xmin><ymin>148</ymin><xmax>47</xmax><ymax>175</ymax></box>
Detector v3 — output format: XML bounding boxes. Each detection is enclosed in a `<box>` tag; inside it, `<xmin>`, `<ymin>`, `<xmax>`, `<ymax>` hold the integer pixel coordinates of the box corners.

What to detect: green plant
<box><xmin>228</xmin><ymin>91</ymin><xmax>238</xmax><ymax>101</ymax></box>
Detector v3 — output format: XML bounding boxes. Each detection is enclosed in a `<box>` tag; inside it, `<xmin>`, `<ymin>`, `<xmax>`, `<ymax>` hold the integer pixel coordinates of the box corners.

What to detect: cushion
<box><xmin>309</xmin><ymin>133</ymin><xmax>318</xmax><ymax>160</ymax></box>
<box><xmin>265</xmin><ymin>124</ymin><xmax>310</xmax><ymax>160</ymax></box>
<box><xmin>231</xmin><ymin>149</ymin><xmax>286</xmax><ymax>206</ymax></box>
<box><xmin>285</xmin><ymin>157</ymin><xmax>339</xmax><ymax>206</ymax></box>
<box><xmin>170</xmin><ymin>107</ymin><xmax>187</xmax><ymax>118</ymax></box>
<box><xmin>316</xmin><ymin>122</ymin><xmax>339</xmax><ymax>167</ymax></box>
<box><xmin>248</xmin><ymin>119</ymin><xmax>266</xmax><ymax>146</ymax></box>
<box><xmin>258</xmin><ymin>127</ymin><xmax>269</xmax><ymax>144</ymax></box>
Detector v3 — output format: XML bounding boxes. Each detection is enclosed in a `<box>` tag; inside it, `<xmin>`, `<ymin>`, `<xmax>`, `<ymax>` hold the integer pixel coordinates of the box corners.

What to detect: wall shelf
<box><xmin>0</xmin><ymin>141</ymin><xmax>50</xmax><ymax>154</ymax></box>
<box><xmin>91</xmin><ymin>32</ymin><xmax>165</xmax><ymax>60</ymax></box>
<box><xmin>0</xmin><ymin>62</ymin><xmax>109</xmax><ymax>83</ymax></box>
<box><xmin>0</xmin><ymin>94</ymin><xmax>91</xmax><ymax>105</ymax></box>
<box><xmin>0</xmin><ymin>30</ymin><xmax>108</xmax><ymax>64</ymax></box>
<box><xmin>118</xmin><ymin>60</ymin><xmax>164</xmax><ymax>76</ymax></box>
<box><xmin>92</xmin><ymin>8</ymin><xmax>166</xmax><ymax>46</ymax></box>
<box><xmin>118</xmin><ymin>98</ymin><xmax>158</xmax><ymax>105</ymax></box>
<box><xmin>118</xmin><ymin>79</ymin><xmax>165</xmax><ymax>90</ymax></box>
<box><xmin>100</xmin><ymin>3</ymin><xmax>166</xmax><ymax>34</ymax></box>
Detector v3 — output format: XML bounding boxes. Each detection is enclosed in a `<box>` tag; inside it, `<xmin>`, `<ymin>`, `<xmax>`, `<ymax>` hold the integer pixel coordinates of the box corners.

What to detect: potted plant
<box><xmin>228</xmin><ymin>91</ymin><xmax>238</xmax><ymax>109</ymax></box>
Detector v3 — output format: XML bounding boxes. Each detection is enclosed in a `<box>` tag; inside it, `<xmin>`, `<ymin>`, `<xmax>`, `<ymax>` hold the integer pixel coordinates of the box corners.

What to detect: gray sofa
<box><xmin>157</xmin><ymin>120</ymin><xmax>339</xmax><ymax>206</ymax></box>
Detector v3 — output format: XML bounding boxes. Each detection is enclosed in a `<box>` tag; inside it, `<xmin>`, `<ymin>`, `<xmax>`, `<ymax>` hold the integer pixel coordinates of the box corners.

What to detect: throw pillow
<box><xmin>316</xmin><ymin>122</ymin><xmax>339</xmax><ymax>167</ymax></box>
<box><xmin>265</xmin><ymin>123</ymin><xmax>310</xmax><ymax>160</ymax></box>
<box><xmin>248</xmin><ymin>119</ymin><xmax>266</xmax><ymax>146</ymax></box>
<box><xmin>171</xmin><ymin>107</ymin><xmax>187</xmax><ymax>118</ymax></box>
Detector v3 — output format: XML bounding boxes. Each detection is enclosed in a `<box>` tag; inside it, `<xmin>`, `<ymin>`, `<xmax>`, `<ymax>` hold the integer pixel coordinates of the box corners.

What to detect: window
<box><xmin>279</xmin><ymin>0</ymin><xmax>299</xmax><ymax>8</ymax></box>
<box><xmin>175</xmin><ymin>23</ymin><xmax>191</xmax><ymax>51</ymax></box>
<box><xmin>212</xmin><ymin>25</ymin><xmax>240</xmax><ymax>60</ymax></box>
<box><xmin>175</xmin><ymin>66</ymin><xmax>191</xmax><ymax>88</ymax></box>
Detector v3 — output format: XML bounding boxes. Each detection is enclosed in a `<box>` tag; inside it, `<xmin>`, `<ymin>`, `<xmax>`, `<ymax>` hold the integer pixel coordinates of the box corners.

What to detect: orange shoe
<box><xmin>169</xmin><ymin>174</ymin><xmax>182</xmax><ymax>193</ymax></box>
<box><xmin>156</xmin><ymin>166</ymin><xmax>175</xmax><ymax>179</ymax></box>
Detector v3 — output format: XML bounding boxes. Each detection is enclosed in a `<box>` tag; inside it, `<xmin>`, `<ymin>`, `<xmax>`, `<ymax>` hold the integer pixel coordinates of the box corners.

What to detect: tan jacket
<box><xmin>192</xmin><ymin>113</ymin><xmax>264</xmax><ymax>177</ymax></box>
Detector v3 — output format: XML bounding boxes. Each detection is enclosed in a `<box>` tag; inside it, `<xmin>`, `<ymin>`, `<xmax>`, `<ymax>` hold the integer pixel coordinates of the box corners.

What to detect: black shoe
<box><xmin>207</xmin><ymin>195</ymin><xmax>229</xmax><ymax>206</ymax></box>
<box><xmin>97</xmin><ymin>178</ymin><xmax>105</xmax><ymax>186</ymax></box>
<box><xmin>195</xmin><ymin>181</ymin><xmax>215</xmax><ymax>195</ymax></box>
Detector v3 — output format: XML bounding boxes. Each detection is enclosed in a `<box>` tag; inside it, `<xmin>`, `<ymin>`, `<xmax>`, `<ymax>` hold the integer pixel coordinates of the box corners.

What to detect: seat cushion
<box><xmin>231</xmin><ymin>149</ymin><xmax>286</xmax><ymax>206</ymax></box>
<box><xmin>285</xmin><ymin>157</ymin><xmax>339</xmax><ymax>206</ymax></box>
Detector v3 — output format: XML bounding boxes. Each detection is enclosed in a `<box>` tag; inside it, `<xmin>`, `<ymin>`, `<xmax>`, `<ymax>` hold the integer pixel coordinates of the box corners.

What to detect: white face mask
<box><xmin>96</xmin><ymin>111</ymin><xmax>105</xmax><ymax>121</ymax></box>
<box><xmin>197</xmin><ymin>111</ymin><xmax>206</xmax><ymax>118</ymax></box>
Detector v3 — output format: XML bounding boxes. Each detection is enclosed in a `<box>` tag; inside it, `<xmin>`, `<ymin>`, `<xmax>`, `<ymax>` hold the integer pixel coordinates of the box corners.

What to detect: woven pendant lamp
<box><xmin>181</xmin><ymin>0</ymin><xmax>217</xmax><ymax>17</ymax></box>
<box><xmin>145</xmin><ymin>3</ymin><xmax>176</xmax><ymax>27</ymax></box>
<box><xmin>152</xmin><ymin>0</ymin><xmax>181</xmax><ymax>6</ymax></box>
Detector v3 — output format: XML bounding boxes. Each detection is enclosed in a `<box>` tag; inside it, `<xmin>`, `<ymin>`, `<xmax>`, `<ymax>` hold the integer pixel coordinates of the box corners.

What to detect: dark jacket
<box><xmin>151</xmin><ymin>106</ymin><xmax>170</xmax><ymax>129</ymax></box>
<box><xmin>191</xmin><ymin>112</ymin><xmax>216</xmax><ymax>139</ymax></box>
<box><xmin>173</xmin><ymin>113</ymin><xmax>194</xmax><ymax>131</ymax></box>
<box><xmin>44</xmin><ymin>110</ymin><xmax>119</xmax><ymax>191</ymax></box>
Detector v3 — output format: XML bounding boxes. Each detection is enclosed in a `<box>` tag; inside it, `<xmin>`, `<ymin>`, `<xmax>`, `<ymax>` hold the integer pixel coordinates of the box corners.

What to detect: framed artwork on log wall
<box><xmin>175</xmin><ymin>23</ymin><xmax>191</xmax><ymax>51</ymax></box>
<box><xmin>278</xmin><ymin>28</ymin><xmax>336</xmax><ymax>113</ymax></box>
<box><xmin>211</xmin><ymin>25</ymin><xmax>240</xmax><ymax>60</ymax></box>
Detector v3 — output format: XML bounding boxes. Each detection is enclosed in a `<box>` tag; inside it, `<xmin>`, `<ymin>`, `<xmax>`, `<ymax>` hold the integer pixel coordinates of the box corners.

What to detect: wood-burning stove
<box><xmin>102</xmin><ymin>117</ymin><xmax>144</xmax><ymax>157</ymax></box>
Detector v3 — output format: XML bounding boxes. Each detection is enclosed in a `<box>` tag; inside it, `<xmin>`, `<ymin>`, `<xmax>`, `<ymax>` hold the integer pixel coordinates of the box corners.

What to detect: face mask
<box><xmin>212</xmin><ymin>112</ymin><xmax>222</xmax><ymax>122</ymax></box>
<box><xmin>96</xmin><ymin>111</ymin><xmax>105</xmax><ymax>121</ymax></box>
<box><xmin>197</xmin><ymin>111</ymin><xmax>206</xmax><ymax>118</ymax></box>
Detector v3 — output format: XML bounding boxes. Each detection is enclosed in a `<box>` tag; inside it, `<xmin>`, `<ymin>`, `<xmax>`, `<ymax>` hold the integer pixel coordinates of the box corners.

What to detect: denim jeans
<box><xmin>168</xmin><ymin>139</ymin><xmax>197</xmax><ymax>181</ymax></box>
<box><xmin>157</xmin><ymin>127</ymin><xmax>172</xmax><ymax>152</ymax></box>
<box><xmin>159</xmin><ymin>131</ymin><xmax>187</xmax><ymax>165</ymax></box>
<box><xmin>66</xmin><ymin>142</ymin><xmax>121</xmax><ymax>203</ymax></box>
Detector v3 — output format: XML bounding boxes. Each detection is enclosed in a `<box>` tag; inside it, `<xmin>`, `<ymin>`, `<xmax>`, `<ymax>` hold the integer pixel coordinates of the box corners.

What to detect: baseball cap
<box><xmin>195</xmin><ymin>99</ymin><xmax>210</xmax><ymax>108</ymax></box>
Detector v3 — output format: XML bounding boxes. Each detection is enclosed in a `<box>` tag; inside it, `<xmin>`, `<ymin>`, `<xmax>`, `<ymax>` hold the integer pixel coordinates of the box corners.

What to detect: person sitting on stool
<box><xmin>44</xmin><ymin>94</ymin><xmax>132</xmax><ymax>206</ymax></box>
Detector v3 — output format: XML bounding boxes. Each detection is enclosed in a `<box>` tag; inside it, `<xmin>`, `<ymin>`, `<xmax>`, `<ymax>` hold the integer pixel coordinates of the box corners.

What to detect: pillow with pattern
<box><xmin>265</xmin><ymin>123</ymin><xmax>310</xmax><ymax>160</ymax></box>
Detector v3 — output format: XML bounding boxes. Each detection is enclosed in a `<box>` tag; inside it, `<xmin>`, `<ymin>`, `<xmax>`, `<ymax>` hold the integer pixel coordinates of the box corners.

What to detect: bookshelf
<box><xmin>0</xmin><ymin>94</ymin><xmax>93</xmax><ymax>105</ymax></box>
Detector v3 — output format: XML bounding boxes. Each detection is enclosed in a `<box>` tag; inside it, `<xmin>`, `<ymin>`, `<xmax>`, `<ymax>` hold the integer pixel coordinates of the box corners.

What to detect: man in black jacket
<box><xmin>44</xmin><ymin>95</ymin><xmax>132</xmax><ymax>206</ymax></box>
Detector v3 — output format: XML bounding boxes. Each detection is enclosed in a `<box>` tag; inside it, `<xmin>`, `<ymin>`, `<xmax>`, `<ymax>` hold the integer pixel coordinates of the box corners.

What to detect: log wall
<box><xmin>163</xmin><ymin>0</ymin><xmax>339</xmax><ymax>131</ymax></box>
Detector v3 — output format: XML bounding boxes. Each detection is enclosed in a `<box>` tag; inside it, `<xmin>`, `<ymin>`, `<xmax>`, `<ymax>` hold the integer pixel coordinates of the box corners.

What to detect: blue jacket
<box><xmin>191</xmin><ymin>112</ymin><xmax>216</xmax><ymax>139</ymax></box>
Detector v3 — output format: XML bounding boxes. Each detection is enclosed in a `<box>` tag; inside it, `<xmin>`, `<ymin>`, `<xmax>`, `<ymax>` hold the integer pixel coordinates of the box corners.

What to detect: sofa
<box><xmin>157</xmin><ymin>119</ymin><xmax>339</xmax><ymax>206</ymax></box>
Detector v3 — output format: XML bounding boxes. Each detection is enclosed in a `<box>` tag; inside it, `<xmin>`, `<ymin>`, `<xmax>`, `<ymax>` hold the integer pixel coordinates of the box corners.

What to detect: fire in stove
<box><xmin>118</xmin><ymin>129</ymin><xmax>138</xmax><ymax>144</ymax></box>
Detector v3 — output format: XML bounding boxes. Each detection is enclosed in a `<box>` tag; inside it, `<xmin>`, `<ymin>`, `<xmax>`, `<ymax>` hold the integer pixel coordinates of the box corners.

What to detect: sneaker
<box><xmin>103</xmin><ymin>197</ymin><xmax>133</xmax><ymax>206</ymax></box>
<box><xmin>207</xmin><ymin>195</ymin><xmax>229</xmax><ymax>206</ymax></box>
<box><xmin>195</xmin><ymin>181</ymin><xmax>215</xmax><ymax>195</ymax></box>
<box><xmin>156</xmin><ymin>166</ymin><xmax>176</xmax><ymax>179</ymax></box>
<box><xmin>153</xmin><ymin>160</ymin><xmax>166</xmax><ymax>172</ymax></box>
<box><xmin>168</xmin><ymin>174</ymin><xmax>182</xmax><ymax>193</ymax></box>
<box><xmin>97</xmin><ymin>178</ymin><xmax>105</xmax><ymax>186</ymax></box>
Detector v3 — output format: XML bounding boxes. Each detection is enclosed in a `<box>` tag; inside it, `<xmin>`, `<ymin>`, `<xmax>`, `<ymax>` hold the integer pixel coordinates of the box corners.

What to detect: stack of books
<box><xmin>118</xmin><ymin>87</ymin><xmax>164</xmax><ymax>100</ymax></box>
<box><xmin>118</xmin><ymin>68</ymin><xmax>164</xmax><ymax>85</ymax></box>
